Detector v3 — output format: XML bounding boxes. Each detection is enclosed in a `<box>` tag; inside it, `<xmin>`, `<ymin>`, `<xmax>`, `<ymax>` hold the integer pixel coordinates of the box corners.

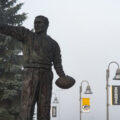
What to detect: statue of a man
<box><xmin>0</xmin><ymin>15</ymin><xmax>66</xmax><ymax>120</ymax></box>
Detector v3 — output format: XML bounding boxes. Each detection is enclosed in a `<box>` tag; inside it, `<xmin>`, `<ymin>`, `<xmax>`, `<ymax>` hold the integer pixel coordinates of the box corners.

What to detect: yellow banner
<box><xmin>82</xmin><ymin>98</ymin><xmax>90</xmax><ymax>112</ymax></box>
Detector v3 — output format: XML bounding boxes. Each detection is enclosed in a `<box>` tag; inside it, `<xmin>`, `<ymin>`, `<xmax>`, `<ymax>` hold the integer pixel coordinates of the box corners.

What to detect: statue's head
<box><xmin>34</xmin><ymin>15</ymin><xmax>49</xmax><ymax>34</ymax></box>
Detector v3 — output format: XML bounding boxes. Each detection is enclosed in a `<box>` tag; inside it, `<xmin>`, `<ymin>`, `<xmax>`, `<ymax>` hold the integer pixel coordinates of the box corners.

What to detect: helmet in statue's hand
<box><xmin>55</xmin><ymin>75</ymin><xmax>75</xmax><ymax>89</ymax></box>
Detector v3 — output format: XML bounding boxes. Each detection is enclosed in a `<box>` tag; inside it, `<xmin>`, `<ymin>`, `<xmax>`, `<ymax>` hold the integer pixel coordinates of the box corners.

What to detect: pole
<box><xmin>80</xmin><ymin>86</ymin><xmax>82</xmax><ymax>120</ymax></box>
<box><xmin>106</xmin><ymin>61</ymin><xmax>119</xmax><ymax>120</ymax></box>
<box><xmin>80</xmin><ymin>80</ymin><xmax>89</xmax><ymax>120</ymax></box>
<box><xmin>106</xmin><ymin>69</ymin><xmax>109</xmax><ymax>120</ymax></box>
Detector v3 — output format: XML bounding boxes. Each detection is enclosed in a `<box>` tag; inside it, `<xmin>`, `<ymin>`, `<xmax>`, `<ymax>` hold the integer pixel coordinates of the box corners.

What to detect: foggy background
<box><xmin>19</xmin><ymin>0</ymin><xmax>120</xmax><ymax>120</ymax></box>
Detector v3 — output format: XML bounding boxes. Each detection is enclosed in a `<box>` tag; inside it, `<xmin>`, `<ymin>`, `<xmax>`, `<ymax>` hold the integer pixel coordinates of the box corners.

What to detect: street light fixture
<box><xmin>84</xmin><ymin>85</ymin><xmax>93</xmax><ymax>94</ymax></box>
<box><xmin>53</xmin><ymin>96</ymin><xmax>59</xmax><ymax>104</ymax></box>
<box><xmin>113</xmin><ymin>68</ymin><xmax>120</xmax><ymax>80</ymax></box>
<box><xmin>80</xmin><ymin>80</ymin><xmax>93</xmax><ymax>120</ymax></box>
<box><xmin>51</xmin><ymin>93</ymin><xmax>59</xmax><ymax>119</ymax></box>
<box><xmin>52</xmin><ymin>93</ymin><xmax>59</xmax><ymax>104</ymax></box>
<box><xmin>106</xmin><ymin>61</ymin><xmax>120</xmax><ymax>120</ymax></box>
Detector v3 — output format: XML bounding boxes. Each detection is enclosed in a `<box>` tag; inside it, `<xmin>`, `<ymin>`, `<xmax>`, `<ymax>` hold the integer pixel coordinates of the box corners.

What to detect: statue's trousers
<box><xmin>17</xmin><ymin>68</ymin><xmax>53</xmax><ymax>120</ymax></box>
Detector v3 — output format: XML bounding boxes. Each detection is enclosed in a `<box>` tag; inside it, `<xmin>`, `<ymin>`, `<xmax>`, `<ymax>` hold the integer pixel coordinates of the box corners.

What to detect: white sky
<box><xmin>19</xmin><ymin>0</ymin><xmax>120</xmax><ymax>120</ymax></box>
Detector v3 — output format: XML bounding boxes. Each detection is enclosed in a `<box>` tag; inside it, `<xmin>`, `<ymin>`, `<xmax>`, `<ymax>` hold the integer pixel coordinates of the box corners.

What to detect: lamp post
<box><xmin>51</xmin><ymin>93</ymin><xmax>59</xmax><ymax>119</ymax></box>
<box><xmin>106</xmin><ymin>61</ymin><xmax>120</xmax><ymax>120</ymax></box>
<box><xmin>52</xmin><ymin>92</ymin><xmax>59</xmax><ymax>104</ymax></box>
<box><xmin>80</xmin><ymin>80</ymin><xmax>93</xmax><ymax>120</ymax></box>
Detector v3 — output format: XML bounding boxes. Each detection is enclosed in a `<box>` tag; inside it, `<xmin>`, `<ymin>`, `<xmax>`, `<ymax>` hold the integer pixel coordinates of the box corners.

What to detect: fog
<box><xmin>19</xmin><ymin>0</ymin><xmax>120</xmax><ymax>120</ymax></box>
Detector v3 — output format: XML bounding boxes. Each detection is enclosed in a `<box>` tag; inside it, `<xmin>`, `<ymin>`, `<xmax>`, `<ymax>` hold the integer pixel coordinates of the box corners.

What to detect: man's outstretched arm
<box><xmin>53</xmin><ymin>41</ymin><xmax>65</xmax><ymax>77</ymax></box>
<box><xmin>0</xmin><ymin>24</ymin><xmax>31</xmax><ymax>42</ymax></box>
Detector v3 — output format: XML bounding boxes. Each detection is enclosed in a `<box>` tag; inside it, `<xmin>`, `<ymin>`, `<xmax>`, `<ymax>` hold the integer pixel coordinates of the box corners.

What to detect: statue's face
<box><xmin>34</xmin><ymin>17</ymin><xmax>47</xmax><ymax>34</ymax></box>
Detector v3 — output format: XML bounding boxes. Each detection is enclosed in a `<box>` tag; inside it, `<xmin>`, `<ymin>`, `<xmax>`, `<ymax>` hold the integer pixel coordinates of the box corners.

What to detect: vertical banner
<box><xmin>52</xmin><ymin>106</ymin><xmax>57</xmax><ymax>117</ymax></box>
<box><xmin>111</xmin><ymin>86</ymin><xmax>120</xmax><ymax>105</ymax></box>
<box><xmin>82</xmin><ymin>98</ymin><xmax>90</xmax><ymax>112</ymax></box>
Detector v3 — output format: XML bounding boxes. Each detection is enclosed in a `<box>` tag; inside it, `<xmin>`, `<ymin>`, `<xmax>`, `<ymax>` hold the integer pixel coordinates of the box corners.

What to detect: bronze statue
<box><xmin>0</xmin><ymin>15</ymin><xmax>75</xmax><ymax>120</ymax></box>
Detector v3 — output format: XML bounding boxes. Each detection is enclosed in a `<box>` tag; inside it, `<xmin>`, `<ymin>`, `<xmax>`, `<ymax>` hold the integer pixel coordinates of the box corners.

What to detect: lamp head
<box><xmin>53</xmin><ymin>96</ymin><xmax>59</xmax><ymax>104</ymax></box>
<box><xmin>84</xmin><ymin>85</ymin><xmax>93</xmax><ymax>94</ymax></box>
<box><xmin>113</xmin><ymin>68</ymin><xmax>120</xmax><ymax>80</ymax></box>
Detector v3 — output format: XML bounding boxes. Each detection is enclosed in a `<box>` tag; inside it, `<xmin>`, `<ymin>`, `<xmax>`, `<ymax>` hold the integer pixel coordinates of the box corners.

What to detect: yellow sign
<box><xmin>82</xmin><ymin>98</ymin><xmax>90</xmax><ymax>112</ymax></box>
